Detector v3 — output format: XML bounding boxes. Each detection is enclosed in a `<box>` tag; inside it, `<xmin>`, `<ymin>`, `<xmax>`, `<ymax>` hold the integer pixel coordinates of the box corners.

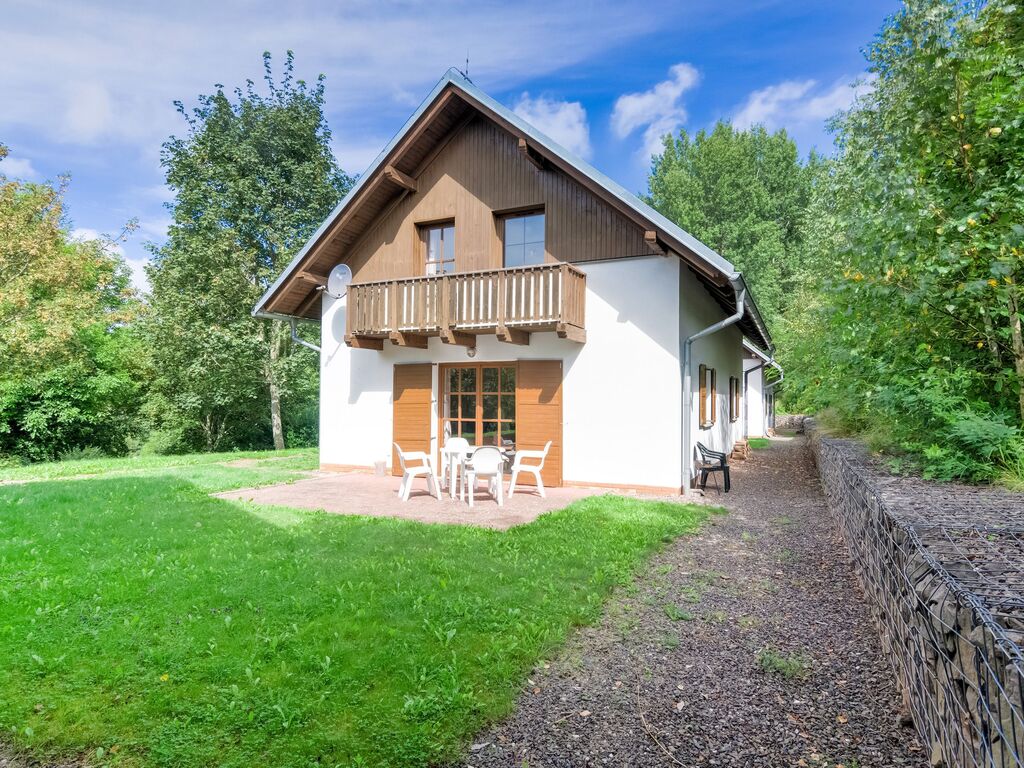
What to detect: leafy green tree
<box><xmin>646</xmin><ymin>123</ymin><xmax>817</xmax><ymax>327</ymax></box>
<box><xmin>0</xmin><ymin>145</ymin><xmax>146</xmax><ymax>460</ymax></box>
<box><xmin>781</xmin><ymin>0</ymin><xmax>1024</xmax><ymax>480</ymax></box>
<box><xmin>146</xmin><ymin>52</ymin><xmax>352</xmax><ymax>452</ymax></box>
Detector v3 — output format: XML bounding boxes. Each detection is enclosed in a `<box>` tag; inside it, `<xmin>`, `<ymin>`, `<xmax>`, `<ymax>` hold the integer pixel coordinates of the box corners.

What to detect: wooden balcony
<box><xmin>344</xmin><ymin>262</ymin><xmax>586</xmax><ymax>349</ymax></box>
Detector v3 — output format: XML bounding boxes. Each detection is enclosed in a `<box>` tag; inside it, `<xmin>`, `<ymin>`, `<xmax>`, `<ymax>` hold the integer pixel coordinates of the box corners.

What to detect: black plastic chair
<box><xmin>696</xmin><ymin>442</ymin><xmax>730</xmax><ymax>493</ymax></box>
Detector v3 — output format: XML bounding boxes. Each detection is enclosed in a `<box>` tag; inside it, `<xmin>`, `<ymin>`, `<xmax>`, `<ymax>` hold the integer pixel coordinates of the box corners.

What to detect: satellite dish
<box><xmin>326</xmin><ymin>263</ymin><xmax>353</xmax><ymax>299</ymax></box>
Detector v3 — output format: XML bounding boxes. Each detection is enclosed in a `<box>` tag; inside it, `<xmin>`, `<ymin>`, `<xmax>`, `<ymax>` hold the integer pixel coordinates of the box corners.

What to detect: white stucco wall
<box><xmin>319</xmin><ymin>256</ymin><xmax>684</xmax><ymax>489</ymax></box>
<box><xmin>743</xmin><ymin>360</ymin><xmax>767</xmax><ymax>438</ymax></box>
<box><xmin>679</xmin><ymin>275</ymin><xmax>744</xmax><ymax>472</ymax></box>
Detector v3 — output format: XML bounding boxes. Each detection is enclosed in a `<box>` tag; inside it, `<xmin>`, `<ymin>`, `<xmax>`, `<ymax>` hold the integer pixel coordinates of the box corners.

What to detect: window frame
<box><xmin>440</xmin><ymin>362</ymin><xmax>518</xmax><ymax>454</ymax></box>
<box><xmin>698</xmin><ymin>364</ymin><xmax>717</xmax><ymax>429</ymax></box>
<box><xmin>729</xmin><ymin>376</ymin><xmax>741</xmax><ymax>423</ymax></box>
<box><xmin>419</xmin><ymin>219</ymin><xmax>456</xmax><ymax>276</ymax></box>
<box><xmin>500</xmin><ymin>209</ymin><xmax>546</xmax><ymax>269</ymax></box>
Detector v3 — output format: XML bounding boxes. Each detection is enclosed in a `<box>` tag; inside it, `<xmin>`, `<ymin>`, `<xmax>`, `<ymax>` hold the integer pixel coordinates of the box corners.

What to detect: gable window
<box><xmin>698</xmin><ymin>364</ymin><xmax>716</xmax><ymax>429</ymax></box>
<box><xmin>422</xmin><ymin>221</ymin><xmax>455</xmax><ymax>275</ymax></box>
<box><xmin>503</xmin><ymin>212</ymin><xmax>545</xmax><ymax>268</ymax></box>
<box><xmin>729</xmin><ymin>376</ymin><xmax>741</xmax><ymax>423</ymax></box>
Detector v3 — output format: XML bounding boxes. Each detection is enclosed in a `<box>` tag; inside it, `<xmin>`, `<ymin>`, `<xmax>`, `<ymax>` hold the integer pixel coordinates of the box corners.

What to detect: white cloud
<box><xmin>512</xmin><ymin>93</ymin><xmax>592</xmax><ymax>159</ymax></box>
<box><xmin>732</xmin><ymin>77</ymin><xmax>871</xmax><ymax>144</ymax></box>
<box><xmin>0</xmin><ymin>155</ymin><xmax>39</xmax><ymax>180</ymax></box>
<box><xmin>63</xmin><ymin>81</ymin><xmax>115</xmax><ymax>142</ymax></box>
<box><xmin>611</xmin><ymin>63</ymin><xmax>700</xmax><ymax>160</ymax></box>
<box><xmin>0</xmin><ymin>1</ymin><xmax>661</xmax><ymax>152</ymax></box>
<box><xmin>71</xmin><ymin>227</ymin><xmax>149</xmax><ymax>293</ymax></box>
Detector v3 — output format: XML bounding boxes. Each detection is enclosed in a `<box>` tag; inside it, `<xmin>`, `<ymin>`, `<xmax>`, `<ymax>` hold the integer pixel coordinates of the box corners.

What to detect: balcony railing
<box><xmin>345</xmin><ymin>262</ymin><xmax>586</xmax><ymax>347</ymax></box>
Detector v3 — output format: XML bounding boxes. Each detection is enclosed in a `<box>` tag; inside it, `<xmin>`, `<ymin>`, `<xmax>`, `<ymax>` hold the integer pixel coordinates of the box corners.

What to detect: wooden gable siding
<box><xmin>344</xmin><ymin>117</ymin><xmax>650</xmax><ymax>282</ymax></box>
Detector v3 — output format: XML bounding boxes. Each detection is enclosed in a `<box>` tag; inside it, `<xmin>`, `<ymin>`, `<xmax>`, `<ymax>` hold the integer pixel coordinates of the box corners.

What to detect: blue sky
<box><xmin>1</xmin><ymin>0</ymin><xmax>898</xmax><ymax>290</ymax></box>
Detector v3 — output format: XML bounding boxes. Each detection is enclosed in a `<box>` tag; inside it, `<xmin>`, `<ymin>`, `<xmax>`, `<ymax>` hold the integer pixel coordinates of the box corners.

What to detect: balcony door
<box><xmin>441</xmin><ymin>363</ymin><xmax>516</xmax><ymax>451</ymax></box>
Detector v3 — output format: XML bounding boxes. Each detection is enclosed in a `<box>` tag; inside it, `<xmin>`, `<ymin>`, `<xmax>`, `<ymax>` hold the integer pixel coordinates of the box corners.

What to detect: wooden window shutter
<box><xmin>710</xmin><ymin>368</ymin><xmax>717</xmax><ymax>425</ymax></box>
<box><xmin>698</xmin><ymin>364</ymin><xmax>708</xmax><ymax>428</ymax></box>
<box><xmin>516</xmin><ymin>360</ymin><xmax>563</xmax><ymax>487</ymax></box>
<box><xmin>392</xmin><ymin>363</ymin><xmax>432</xmax><ymax>476</ymax></box>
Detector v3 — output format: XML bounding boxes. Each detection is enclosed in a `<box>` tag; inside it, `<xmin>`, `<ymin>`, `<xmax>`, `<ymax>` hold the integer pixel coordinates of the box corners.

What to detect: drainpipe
<box><xmin>289</xmin><ymin>317</ymin><xmax>321</xmax><ymax>353</ymax></box>
<box><xmin>681</xmin><ymin>275</ymin><xmax>746</xmax><ymax>494</ymax></box>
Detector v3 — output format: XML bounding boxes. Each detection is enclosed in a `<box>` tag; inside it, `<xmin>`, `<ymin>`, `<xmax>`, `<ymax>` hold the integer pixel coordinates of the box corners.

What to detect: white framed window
<box><xmin>502</xmin><ymin>212</ymin><xmax>545</xmax><ymax>268</ymax></box>
<box><xmin>422</xmin><ymin>221</ymin><xmax>455</xmax><ymax>275</ymax></box>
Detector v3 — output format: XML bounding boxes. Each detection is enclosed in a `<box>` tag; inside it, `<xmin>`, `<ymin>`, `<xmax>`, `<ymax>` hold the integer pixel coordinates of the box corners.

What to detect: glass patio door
<box><xmin>441</xmin><ymin>363</ymin><xmax>516</xmax><ymax>451</ymax></box>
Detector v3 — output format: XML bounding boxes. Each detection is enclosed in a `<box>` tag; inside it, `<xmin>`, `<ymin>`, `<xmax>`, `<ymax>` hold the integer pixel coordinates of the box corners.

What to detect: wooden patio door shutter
<box><xmin>516</xmin><ymin>360</ymin><xmax>563</xmax><ymax>487</ymax></box>
<box><xmin>392</xmin><ymin>363</ymin><xmax>432</xmax><ymax>477</ymax></box>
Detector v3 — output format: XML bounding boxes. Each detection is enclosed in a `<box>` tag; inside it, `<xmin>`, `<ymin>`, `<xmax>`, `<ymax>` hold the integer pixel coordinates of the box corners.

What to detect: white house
<box><xmin>743</xmin><ymin>339</ymin><xmax>783</xmax><ymax>439</ymax></box>
<box><xmin>254</xmin><ymin>69</ymin><xmax>775</xmax><ymax>494</ymax></box>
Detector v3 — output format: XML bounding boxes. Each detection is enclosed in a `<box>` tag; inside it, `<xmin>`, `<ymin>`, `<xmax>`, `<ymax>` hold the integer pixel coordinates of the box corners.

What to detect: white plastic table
<box><xmin>442</xmin><ymin>443</ymin><xmax>476</xmax><ymax>500</ymax></box>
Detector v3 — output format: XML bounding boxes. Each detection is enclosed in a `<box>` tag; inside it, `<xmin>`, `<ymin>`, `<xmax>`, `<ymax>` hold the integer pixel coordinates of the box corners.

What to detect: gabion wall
<box><xmin>808</xmin><ymin>426</ymin><xmax>1024</xmax><ymax>768</ymax></box>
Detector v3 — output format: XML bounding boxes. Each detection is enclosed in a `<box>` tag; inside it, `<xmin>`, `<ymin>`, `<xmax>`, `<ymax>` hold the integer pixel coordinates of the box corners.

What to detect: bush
<box><xmin>140</xmin><ymin>427</ymin><xmax>188</xmax><ymax>456</ymax></box>
<box><xmin>58</xmin><ymin>446</ymin><xmax>107</xmax><ymax>462</ymax></box>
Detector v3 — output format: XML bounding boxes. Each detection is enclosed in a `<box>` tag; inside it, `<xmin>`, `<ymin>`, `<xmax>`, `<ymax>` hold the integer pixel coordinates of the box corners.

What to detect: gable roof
<box><xmin>253</xmin><ymin>68</ymin><xmax>773</xmax><ymax>351</ymax></box>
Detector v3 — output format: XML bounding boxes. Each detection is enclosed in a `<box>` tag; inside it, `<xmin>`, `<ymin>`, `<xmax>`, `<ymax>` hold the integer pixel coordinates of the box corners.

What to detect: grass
<box><xmin>747</xmin><ymin>438</ymin><xmax>771</xmax><ymax>450</ymax></box>
<box><xmin>0</xmin><ymin>447</ymin><xmax>318</xmax><ymax>486</ymax></box>
<box><xmin>0</xmin><ymin>451</ymin><xmax>713</xmax><ymax>767</ymax></box>
<box><xmin>756</xmin><ymin>647</ymin><xmax>812</xmax><ymax>679</ymax></box>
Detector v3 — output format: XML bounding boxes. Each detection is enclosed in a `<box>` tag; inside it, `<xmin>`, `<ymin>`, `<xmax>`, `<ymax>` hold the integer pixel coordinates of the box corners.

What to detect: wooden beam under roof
<box><xmin>644</xmin><ymin>231</ymin><xmax>667</xmax><ymax>256</ymax></box>
<box><xmin>517</xmin><ymin>138</ymin><xmax>546</xmax><ymax>170</ymax></box>
<box><xmin>383</xmin><ymin>164</ymin><xmax>417</xmax><ymax>192</ymax></box>
<box><xmin>297</xmin><ymin>269</ymin><xmax>328</xmax><ymax>284</ymax></box>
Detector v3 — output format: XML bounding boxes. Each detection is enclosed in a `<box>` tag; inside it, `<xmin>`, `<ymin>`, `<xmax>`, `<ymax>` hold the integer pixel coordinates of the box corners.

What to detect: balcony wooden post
<box><xmin>439</xmin><ymin>274</ymin><xmax>449</xmax><ymax>331</ymax></box>
<box><xmin>388</xmin><ymin>281</ymin><xmax>399</xmax><ymax>333</ymax></box>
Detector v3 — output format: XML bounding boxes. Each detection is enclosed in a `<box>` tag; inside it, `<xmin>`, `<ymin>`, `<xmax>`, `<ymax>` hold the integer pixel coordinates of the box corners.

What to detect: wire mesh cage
<box><xmin>811</xmin><ymin>431</ymin><xmax>1024</xmax><ymax>768</ymax></box>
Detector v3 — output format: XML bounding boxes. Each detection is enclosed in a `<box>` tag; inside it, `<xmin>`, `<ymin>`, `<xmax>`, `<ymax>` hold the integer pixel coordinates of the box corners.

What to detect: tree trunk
<box><xmin>1009</xmin><ymin>288</ymin><xmax>1024</xmax><ymax>426</ymax></box>
<box><xmin>267</xmin><ymin>322</ymin><xmax>286</xmax><ymax>451</ymax></box>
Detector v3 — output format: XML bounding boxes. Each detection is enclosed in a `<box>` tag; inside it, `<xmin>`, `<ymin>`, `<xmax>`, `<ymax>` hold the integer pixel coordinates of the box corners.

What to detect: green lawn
<box><xmin>748</xmin><ymin>438</ymin><xmax>772</xmax><ymax>450</ymax></box>
<box><xmin>0</xmin><ymin>451</ymin><xmax>714</xmax><ymax>767</ymax></box>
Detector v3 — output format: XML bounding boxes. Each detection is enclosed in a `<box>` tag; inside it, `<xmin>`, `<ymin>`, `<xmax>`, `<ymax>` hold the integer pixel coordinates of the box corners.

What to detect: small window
<box><xmin>729</xmin><ymin>376</ymin><xmax>741</xmax><ymax>423</ymax></box>
<box><xmin>422</xmin><ymin>222</ymin><xmax>455</xmax><ymax>275</ymax></box>
<box><xmin>698</xmin><ymin>364</ymin><xmax>717</xmax><ymax>429</ymax></box>
<box><xmin>503</xmin><ymin>212</ymin><xmax>545</xmax><ymax>268</ymax></box>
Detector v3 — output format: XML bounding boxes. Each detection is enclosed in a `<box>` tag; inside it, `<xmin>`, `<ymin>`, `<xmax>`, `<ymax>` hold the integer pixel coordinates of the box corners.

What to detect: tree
<box><xmin>146</xmin><ymin>52</ymin><xmax>352</xmax><ymax>452</ymax></box>
<box><xmin>0</xmin><ymin>145</ymin><xmax>146</xmax><ymax>460</ymax></box>
<box><xmin>645</xmin><ymin>123</ymin><xmax>817</xmax><ymax>328</ymax></box>
<box><xmin>781</xmin><ymin>0</ymin><xmax>1024</xmax><ymax>481</ymax></box>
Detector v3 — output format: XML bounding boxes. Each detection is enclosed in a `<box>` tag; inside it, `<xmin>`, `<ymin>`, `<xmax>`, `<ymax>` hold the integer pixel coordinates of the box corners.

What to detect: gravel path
<box><xmin>464</xmin><ymin>435</ymin><xmax>925</xmax><ymax>768</ymax></box>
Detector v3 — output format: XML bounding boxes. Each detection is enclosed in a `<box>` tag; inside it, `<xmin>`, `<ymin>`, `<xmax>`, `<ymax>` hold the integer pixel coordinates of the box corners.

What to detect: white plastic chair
<box><xmin>464</xmin><ymin>446</ymin><xmax>504</xmax><ymax>508</ymax></box>
<box><xmin>508</xmin><ymin>440</ymin><xmax>552</xmax><ymax>498</ymax></box>
<box><xmin>440</xmin><ymin>436</ymin><xmax>470</xmax><ymax>499</ymax></box>
<box><xmin>393</xmin><ymin>442</ymin><xmax>441</xmax><ymax>501</ymax></box>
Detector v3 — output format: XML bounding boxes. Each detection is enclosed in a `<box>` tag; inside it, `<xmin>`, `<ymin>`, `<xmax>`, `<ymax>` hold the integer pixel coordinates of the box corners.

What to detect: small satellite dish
<box><xmin>326</xmin><ymin>264</ymin><xmax>353</xmax><ymax>299</ymax></box>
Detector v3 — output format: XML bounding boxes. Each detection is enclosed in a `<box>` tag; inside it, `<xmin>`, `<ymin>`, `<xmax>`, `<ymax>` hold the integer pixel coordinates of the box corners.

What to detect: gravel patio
<box><xmin>462</xmin><ymin>434</ymin><xmax>926</xmax><ymax>767</ymax></box>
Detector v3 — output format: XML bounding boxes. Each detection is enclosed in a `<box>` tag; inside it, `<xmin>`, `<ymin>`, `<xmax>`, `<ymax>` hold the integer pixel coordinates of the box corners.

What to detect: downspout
<box><xmin>290</xmin><ymin>318</ymin><xmax>321</xmax><ymax>354</ymax></box>
<box><xmin>681</xmin><ymin>274</ymin><xmax>746</xmax><ymax>494</ymax></box>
